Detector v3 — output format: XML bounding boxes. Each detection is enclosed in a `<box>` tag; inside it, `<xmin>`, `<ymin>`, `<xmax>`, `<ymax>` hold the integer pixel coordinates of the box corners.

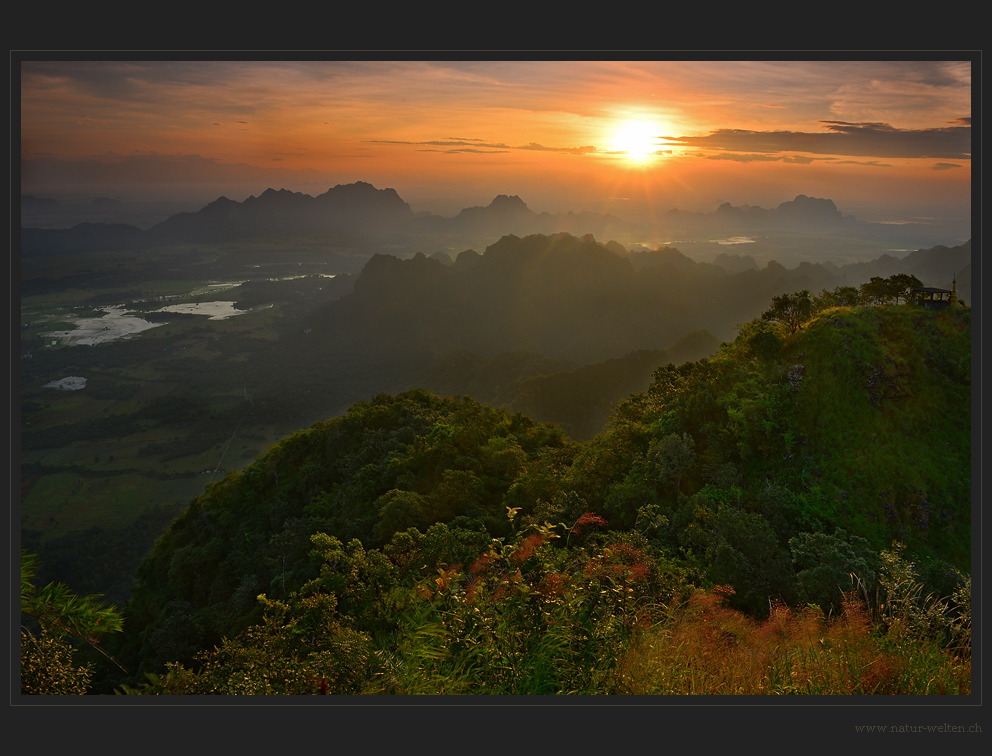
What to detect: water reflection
<box><xmin>45</xmin><ymin>306</ymin><xmax>163</xmax><ymax>345</ymax></box>
<box><xmin>43</xmin><ymin>300</ymin><xmax>257</xmax><ymax>346</ymax></box>
<box><xmin>155</xmin><ymin>301</ymin><xmax>251</xmax><ymax>320</ymax></box>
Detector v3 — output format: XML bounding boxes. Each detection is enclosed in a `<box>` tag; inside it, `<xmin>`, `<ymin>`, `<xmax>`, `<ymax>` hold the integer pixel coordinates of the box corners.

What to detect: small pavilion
<box><xmin>911</xmin><ymin>276</ymin><xmax>960</xmax><ymax>310</ymax></box>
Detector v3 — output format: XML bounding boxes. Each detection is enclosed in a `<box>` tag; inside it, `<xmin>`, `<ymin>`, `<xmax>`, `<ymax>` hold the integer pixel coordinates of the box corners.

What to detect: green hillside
<box><xmin>583</xmin><ymin>303</ymin><xmax>971</xmax><ymax>565</ymax></box>
<box><xmin>48</xmin><ymin>297</ymin><xmax>970</xmax><ymax>695</ymax></box>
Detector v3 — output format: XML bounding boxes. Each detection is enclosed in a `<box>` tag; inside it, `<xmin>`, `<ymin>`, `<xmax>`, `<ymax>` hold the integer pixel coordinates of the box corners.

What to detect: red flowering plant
<box><xmin>395</xmin><ymin>506</ymin><xmax>622</xmax><ymax>692</ymax></box>
<box><xmin>570</xmin><ymin>511</ymin><xmax>609</xmax><ymax>536</ymax></box>
<box><xmin>391</xmin><ymin>507</ymin><xmax>684</xmax><ymax>693</ymax></box>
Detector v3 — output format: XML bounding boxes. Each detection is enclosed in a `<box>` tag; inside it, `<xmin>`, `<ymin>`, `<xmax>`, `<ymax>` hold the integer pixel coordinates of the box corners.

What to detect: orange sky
<box><xmin>18</xmin><ymin>58</ymin><xmax>973</xmax><ymax>222</ymax></box>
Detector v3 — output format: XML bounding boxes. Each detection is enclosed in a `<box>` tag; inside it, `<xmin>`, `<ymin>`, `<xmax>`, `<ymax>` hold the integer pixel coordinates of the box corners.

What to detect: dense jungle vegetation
<box><xmin>21</xmin><ymin>281</ymin><xmax>971</xmax><ymax>696</ymax></box>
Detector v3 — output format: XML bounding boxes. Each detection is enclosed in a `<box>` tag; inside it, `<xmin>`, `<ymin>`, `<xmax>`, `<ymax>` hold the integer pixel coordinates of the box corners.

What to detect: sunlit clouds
<box><xmin>19</xmin><ymin>59</ymin><xmax>972</xmax><ymax>218</ymax></box>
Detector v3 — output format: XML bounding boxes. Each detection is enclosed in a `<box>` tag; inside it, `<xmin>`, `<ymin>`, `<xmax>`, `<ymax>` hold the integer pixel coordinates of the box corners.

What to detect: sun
<box><xmin>610</xmin><ymin>120</ymin><xmax>665</xmax><ymax>163</ymax></box>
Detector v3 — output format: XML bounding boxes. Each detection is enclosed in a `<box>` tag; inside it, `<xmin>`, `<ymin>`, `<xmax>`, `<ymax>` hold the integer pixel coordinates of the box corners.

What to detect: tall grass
<box><xmin>619</xmin><ymin>586</ymin><xmax>970</xmax><ymax>695</ymax></box>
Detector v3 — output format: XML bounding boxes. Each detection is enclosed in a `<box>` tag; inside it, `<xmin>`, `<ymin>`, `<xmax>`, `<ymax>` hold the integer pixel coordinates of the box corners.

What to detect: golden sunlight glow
<box><xmin>609</xmin><ymin>120</ymin><xmax>665</xmax><ymax>163</ymax></box>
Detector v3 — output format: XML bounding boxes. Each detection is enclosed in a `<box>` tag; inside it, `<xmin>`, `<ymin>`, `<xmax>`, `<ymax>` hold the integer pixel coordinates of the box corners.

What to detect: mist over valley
<box><xmin>19</xmin><ymin>182</ymin><xmax>973</xmax><ymax>606</ymax></box>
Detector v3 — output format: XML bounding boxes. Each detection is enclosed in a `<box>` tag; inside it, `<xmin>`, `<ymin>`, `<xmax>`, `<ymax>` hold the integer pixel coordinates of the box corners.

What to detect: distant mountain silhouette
<box><xmin>775</xmin><ymin>194</ymin><xmax>848</xmax><ymax>224</ymax></box>
<box><xmin>696</xmin><ymin>194</ymin><xmax>854</xmax><ymax>232</ymax></box>
<box><xmin>312</xmin><ymin>233</ymin><xmax>645</xmax><ymax>363</ymax></box>
<box><xmin>410</xmin><ymin>193</ymin><xmax>627</xmax><ymax>241</ymax></box>
<box><xmin>146</xmin><ymin>182</ymin><xmax>414</xmax><ymax>243</ymax></box>
<box><xmin>455</xmin><ymin>194</ymin><xmax>535</xmax><ymax>225</ymax></box>
<box><xmin>712</xmin><ymin>252</ymin><xmax>759</xmax><ymax>272</ymax></box>
<box><xmin>20</xmin><ymin>182</ymin><xmax>416</xmax><ymax>253</ymax></box>
<box><xmin>834</xmin><ymin>240</ymin><xmax>972</xmax><ymax>302</ymax></box>
<box><xmin>22</xmin><ymin>183</ymin><xmax>619</xmax><ymax>253</ymax></box>
<box><xmin>309</xmin><ymin>232</ymin><xmax>973</xmax><ymax>364</ymax></box>
<box><xmin>19</xmin><ymin>184</ymin><xmax>963</xmax><ymax>274</ymax></box>
<box><xmin>307</xmin><ymin>232</ymin><xmax>805</xmax><ymax>362</ymax></box>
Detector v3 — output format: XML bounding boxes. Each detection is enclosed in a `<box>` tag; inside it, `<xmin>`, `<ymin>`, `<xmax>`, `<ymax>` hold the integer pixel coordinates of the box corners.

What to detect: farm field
<box><xmin>18</xmin><ymin>240</ymin><xmax>369</xmax><ymax>602</ymax></box>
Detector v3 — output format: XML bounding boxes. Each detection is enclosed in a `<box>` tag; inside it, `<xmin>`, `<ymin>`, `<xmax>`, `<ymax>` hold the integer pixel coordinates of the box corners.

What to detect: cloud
<box><xmin>418</xmin><ymin>148</ymin><xmax>511</xmax><ymax>154</ymax></box>
<box><xmin>372</xmin><ymin>138</ymin><xmax>599</xmax><ymax>156</ymax></box>
<box><xmin>517</xmin><ymin>142</ymin><xmax>599</xmax><ymax>155</ymax></box>
<box><xmin>829</xmin><ymin>159</ymin><xmax>893</xmax><ymax>168</ymax></box>
<box><xmin>703</xmin><ymin>153</ymin><xmax>818</xmax><ymax>164</ymax></box>
<box><xmin>671</xmin><ymin>120</ymin><xmax>971</xmax><ymax>159</ymax></box>
<box><xmin>372</xmin><ymin>139</ymin><xmax>512</xmax><ymax>150</ymax></box>
<box><xmin>932</xmin><ymin>162</ymin><xmax>963</xmax><ymax>171</ymax></box>
<box><xmin>704</xmin><ymin>153</ymin><xmax>782</xmax><ymax>163</ymax></box>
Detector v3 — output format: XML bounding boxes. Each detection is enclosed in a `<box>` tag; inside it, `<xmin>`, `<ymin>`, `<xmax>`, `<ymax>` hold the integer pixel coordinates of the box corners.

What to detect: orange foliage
<box><xmin>620</xmin><ymin>587</ymin><xmax>969</xmax><ymax>695</ymax></box>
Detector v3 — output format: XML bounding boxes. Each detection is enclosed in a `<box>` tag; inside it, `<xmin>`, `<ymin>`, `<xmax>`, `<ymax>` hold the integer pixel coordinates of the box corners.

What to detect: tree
<box><xmin>372</xmin><ymin>489</ymin><xmax>431</xmax><ymax>544</ymax></box>
<box><xmin>886</xmin><ymin>273</ymin><xmax>923</xmax><ymax>304</ymax></box>
<box><xmin>859</xmin><ymin>276</ymin><xmax>892</xmax><ymax>305</ymax></box>
<box><xmin>857</xmin><ymin>274</ymin><xmax>924</xmax><ymax>306</ymax></box>
<box><xmin>760</xmin><ymin>289</ymin><xmax>814</xmax><ymax>334</ymax></box>
<box><xmin>674</xmin><ymin>498</ymin><xmax>796</xmax><ymax>616</ymax></box>
<box><xmin>789</xmin><ymin>528</ymin><xmax>879</xmax><ymax>613</ymax></box>
<box><xmin>649</xmin><ymin>432</ymin><xmax>696</xmax><ymax>497</ymax></box>
<box><xmin>814</xmin><ymin>285</ymin><xmax>861</xmax><ymax>310</ymax></box>
<box><xmin>20</xmin><ymin>550</ymin><xmax>124</xmax><ymax>694</ymax></box>
<box><xmin>705</xmin><ymin>504</ymin><xmax>798</xmax><ymax>615</ymax></box>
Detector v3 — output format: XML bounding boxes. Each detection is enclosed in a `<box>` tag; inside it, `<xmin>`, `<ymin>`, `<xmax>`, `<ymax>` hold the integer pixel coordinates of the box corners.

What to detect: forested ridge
<box><xmin>23</xmin><ymin>287</ymin><xmax>969</xmax><ymax>696</ymax></box>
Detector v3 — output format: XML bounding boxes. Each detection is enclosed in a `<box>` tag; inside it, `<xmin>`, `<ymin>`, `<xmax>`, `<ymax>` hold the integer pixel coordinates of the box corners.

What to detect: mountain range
<box><xmin>20</xmin><ymin>181</ymin><xmax>965</xmax><ymax>261</ymax></box>
<box><xmin>308</xmin><ymin>233</ymin><xmax>973</xmax><ymax>364</ymax></box>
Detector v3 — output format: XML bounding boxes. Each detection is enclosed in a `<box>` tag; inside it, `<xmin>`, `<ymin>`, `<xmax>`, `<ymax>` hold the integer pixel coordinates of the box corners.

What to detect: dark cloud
<box><xmin>932</xmin><ymin>162</ymin><xmax>963</xmax><ymax>171</ymax></box>
<box><xmin>23</xmin><ymin>61</ymin><xmax>234</xmax><ymax>104</ymax></box>
<box><xmin>910</xmin><ymin>62</ymin><xmax>972</xmax><ymax>88</ymax></box>
<box><xmin>671</xmin><ymin>120</ymin><xmax>970</xmax><ymax>159</ymax></box>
